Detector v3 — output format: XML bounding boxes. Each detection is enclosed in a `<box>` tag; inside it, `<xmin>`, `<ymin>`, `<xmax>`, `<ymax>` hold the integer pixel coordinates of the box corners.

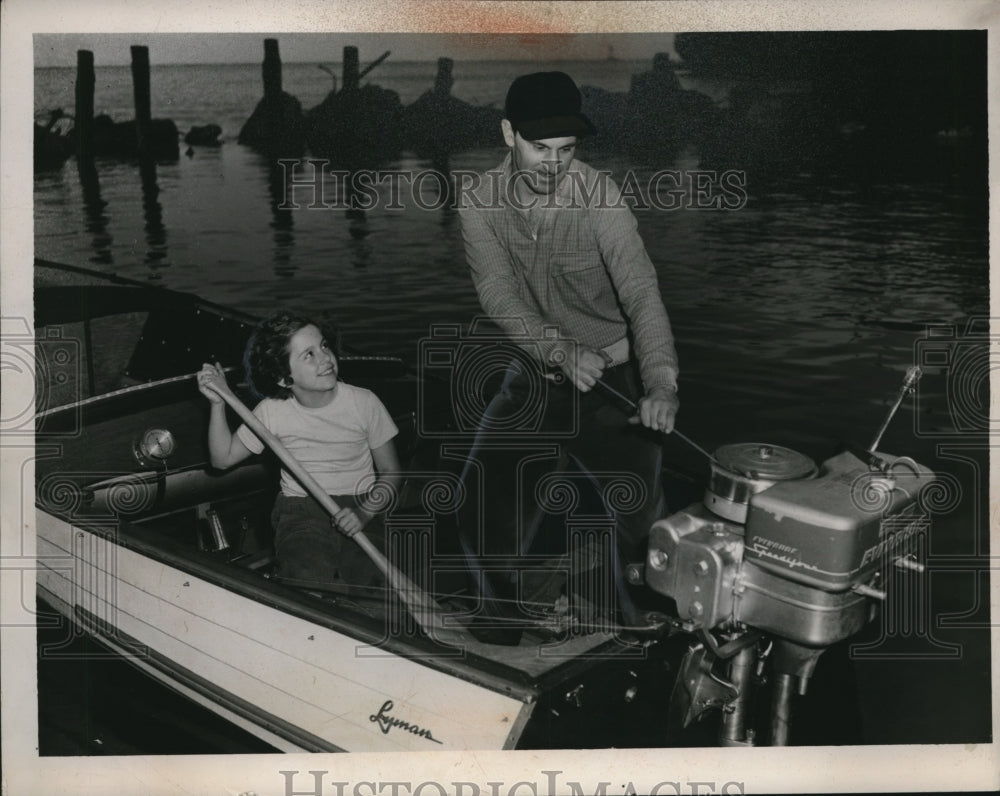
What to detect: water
<box><xmin>33</xmin><ymin>58</ymin><xmax>991</xmax><ymax>751</ymax></box>
<box><xmin>34</xmin><ymin>60</ymin><xmax>987</xmax><ymax>366</ymax></box>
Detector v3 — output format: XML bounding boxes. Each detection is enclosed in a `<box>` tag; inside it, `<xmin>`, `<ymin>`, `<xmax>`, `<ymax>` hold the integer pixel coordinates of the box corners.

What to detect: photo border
<box><xmin>3</xmin><ymin>1</ymin><xmax>998</xmax><ymax>793</ymax></box>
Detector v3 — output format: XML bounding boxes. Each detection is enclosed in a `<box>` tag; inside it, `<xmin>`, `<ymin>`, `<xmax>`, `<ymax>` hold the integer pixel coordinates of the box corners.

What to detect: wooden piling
<box><xmin>342</xmin><ymin>46</ymin><xmax>359</xmax><ymax>93</ymax></box>
<box><xmin>130</xmin><ymin>45</ymin><xmax>152</xmax><ymax>156</ymax></box>
<box><xmin>434</xmin><ymin>57</ymin><xmax>454</xmax><ymax>96</ymax></box>
<box><xmin>263</xmin><ymin>38</ymin><xmax>282</xmax><ymax>100</ymax></box>
<box><xmin>74</xmin><ymin>50</ymin><xmax>95</xmax><ymax>160</ymax></box>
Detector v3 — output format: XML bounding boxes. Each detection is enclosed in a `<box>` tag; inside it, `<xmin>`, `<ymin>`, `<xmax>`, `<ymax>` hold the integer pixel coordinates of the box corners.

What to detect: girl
<box><xmin>198</xmin><ymin>312</ymin><xmax>400</xmax><ymax>589</ymax></box>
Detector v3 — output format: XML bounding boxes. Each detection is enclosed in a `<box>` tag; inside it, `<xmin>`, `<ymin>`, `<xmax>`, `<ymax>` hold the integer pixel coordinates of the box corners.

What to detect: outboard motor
<box><xmin>643</xmin><ymin>368</ymin><xmax>933</xmax><ymax>745</ymax></box>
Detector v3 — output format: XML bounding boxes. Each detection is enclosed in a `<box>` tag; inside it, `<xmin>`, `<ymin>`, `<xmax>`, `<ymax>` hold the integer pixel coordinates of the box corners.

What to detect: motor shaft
<box><xmin>770</xmin><ymin>673</ymin><xmax>795</xmax><ymax>746</ymax></box>
<box><xmin>720</xmin><ymin>645</ymin><xmax>757</xmax><ymax>746</ymax></box>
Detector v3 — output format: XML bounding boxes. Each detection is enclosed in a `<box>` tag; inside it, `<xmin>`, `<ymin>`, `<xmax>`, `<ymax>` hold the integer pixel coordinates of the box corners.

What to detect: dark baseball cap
<box><xmin>504</xmin><ymin>71</ymin><xmax>596</xmax><ymax>141</ymax></box>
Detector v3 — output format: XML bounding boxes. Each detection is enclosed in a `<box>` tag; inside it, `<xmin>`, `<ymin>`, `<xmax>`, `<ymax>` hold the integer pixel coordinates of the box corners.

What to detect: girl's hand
<box><xmin>332</xmin><ymin>507</ymin><xmax>368</xmax><ymax>537</ymax></box>
<box><xmin>197</xmin><ymin>362</ymin><xmax>232</xmax><ymax>405</ymax></box>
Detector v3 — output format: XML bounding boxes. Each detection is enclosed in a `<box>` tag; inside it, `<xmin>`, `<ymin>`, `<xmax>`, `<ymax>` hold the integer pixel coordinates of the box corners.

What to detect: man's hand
<box><xmin>550</xmin><ymin>342</ymin><xmax>607</xmax><ymax>392</ymax></box>
<box><xmin>629</xmin><ymin>386</ymin><xmax>679</xmax><ymax>433</ymax></box>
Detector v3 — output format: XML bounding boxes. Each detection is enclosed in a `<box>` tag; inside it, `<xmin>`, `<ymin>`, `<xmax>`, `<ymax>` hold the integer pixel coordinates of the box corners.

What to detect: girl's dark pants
<box><xmin>271</xmin><ymin>492</ymin><xmax>386</xmax><ymax>589</ymax></box>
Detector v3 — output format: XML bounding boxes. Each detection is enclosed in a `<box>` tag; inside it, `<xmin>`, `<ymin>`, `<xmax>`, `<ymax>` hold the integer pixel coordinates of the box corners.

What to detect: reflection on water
<box><xmin>33</xmin><ymin>59</ymin><xmax>987</xmax><ymax>371</ymax></box>
<box><xmin>32</xmin><ymin>129</ymin><xmax>988</xmax><ymax>455</ymax></box>
<box><xmin>76</xmin><ymin>157</ymin><xmax>113</xmax><ymax>264</ymax></box>
<box><xmin>139</xmin><ymin>156</ymin><xmax>169</xmax><ymax>275</ymax></box>
<box><xmin>266</xmin><ymin>160</ymin><xmax>295</xmax><ymax>277</ymax></box>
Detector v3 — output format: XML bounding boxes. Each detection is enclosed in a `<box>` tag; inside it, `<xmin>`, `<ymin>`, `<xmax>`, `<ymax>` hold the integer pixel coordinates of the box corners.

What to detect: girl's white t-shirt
<box><xmin>236</xmin><ymin>383</ymin><xmax>398</xmax><ymax>497</ymax></box>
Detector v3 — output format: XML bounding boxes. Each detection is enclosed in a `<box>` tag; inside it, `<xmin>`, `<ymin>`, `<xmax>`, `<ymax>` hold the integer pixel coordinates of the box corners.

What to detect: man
<box><xmin>456</xmin><ymin>71</ymin><xmax>680</xmax><ymax>643</ymax></box>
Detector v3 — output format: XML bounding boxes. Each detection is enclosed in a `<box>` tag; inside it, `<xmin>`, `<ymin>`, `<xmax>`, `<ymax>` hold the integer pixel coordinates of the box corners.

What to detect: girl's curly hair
<box><xmin>243</xmin><ymin>311</ymin><xmax>338</xmax><ymax>400</ymax></box>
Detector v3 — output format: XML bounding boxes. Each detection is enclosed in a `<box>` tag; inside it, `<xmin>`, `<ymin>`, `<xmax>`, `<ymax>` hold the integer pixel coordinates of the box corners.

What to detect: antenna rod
<box><xmin>868</xmin><ymin>366</ymin><xmax>922</xmax><ymax>454</ymax></box>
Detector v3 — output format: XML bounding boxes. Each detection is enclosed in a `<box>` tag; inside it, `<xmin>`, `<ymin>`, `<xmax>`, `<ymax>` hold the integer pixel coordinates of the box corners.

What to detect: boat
<box><xmin>32</xmin><ymin>258</ymin><xmax>680</xmax><ymax>753</ymax></box>
<box><xmin>33</xmin><ymin>258</ymin><xmax>939</xmax><ymax>752</ymax></box>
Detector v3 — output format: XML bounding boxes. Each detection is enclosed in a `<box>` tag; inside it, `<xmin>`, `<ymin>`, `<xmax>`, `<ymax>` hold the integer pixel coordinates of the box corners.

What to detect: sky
<box><xmin>33</xmin><ymin>32</ymin><xmax>681</xmax><ymax>68</ymax></box>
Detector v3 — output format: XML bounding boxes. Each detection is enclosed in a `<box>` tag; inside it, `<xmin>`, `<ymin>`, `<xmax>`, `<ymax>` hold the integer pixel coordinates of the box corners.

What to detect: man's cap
<box><xmin>504</xmin><ymin>71</ymin><xmax>596</xmax><ymax>141</ymax></box>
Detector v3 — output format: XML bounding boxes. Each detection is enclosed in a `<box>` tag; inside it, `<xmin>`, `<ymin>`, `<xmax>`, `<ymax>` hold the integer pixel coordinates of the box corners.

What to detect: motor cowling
<box><xmin>646</xmin><ymin>446</ymin><xmax>935</xmax><ymax>647</ymax></box>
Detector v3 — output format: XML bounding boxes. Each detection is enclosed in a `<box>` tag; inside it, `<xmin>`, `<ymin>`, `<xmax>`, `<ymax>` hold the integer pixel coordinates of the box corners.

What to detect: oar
<box><xmin>212</xmin><ymin>384</ymin><xmax>470</xmax><ymax>646</ymax></box>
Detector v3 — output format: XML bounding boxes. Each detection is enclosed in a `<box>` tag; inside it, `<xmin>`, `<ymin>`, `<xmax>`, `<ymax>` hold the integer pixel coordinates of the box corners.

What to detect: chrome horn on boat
<box><xmin>134</xmin><ymin>427</ymin><xmax>176</xmax><ymax>467</ymax></box>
